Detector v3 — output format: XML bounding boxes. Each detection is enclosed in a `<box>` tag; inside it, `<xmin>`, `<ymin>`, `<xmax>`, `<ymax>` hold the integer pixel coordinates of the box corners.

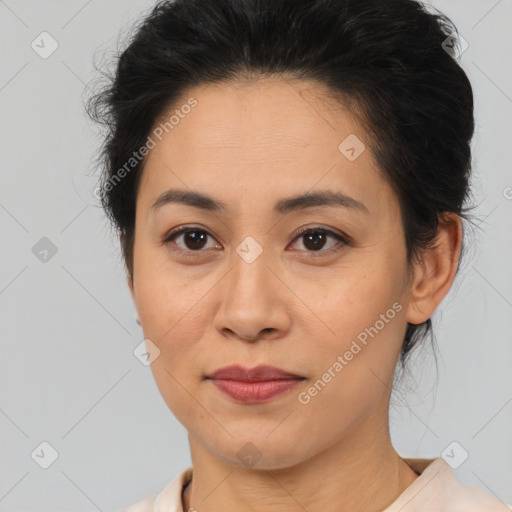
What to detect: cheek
<box><xmin>299</xmin><ymin>259</ymin><xmax>407</xmax><ymax>395</ymax></box>
<box><xmin>133</xmin><ymin>241</ymin><xmax>207</xmax><ymax>333</ymax></box>
<box><xmin>295</xmin><ymin>282</ymin><xmax>406</xmax><ymax>434</ymax></box>
<box><xmin>292</xmin><ymin>355</ymin><xmax>390</xmax><ymax>454</ymax></box>
<box><xmin>299</xmin><ymin>258</ymin><xmax>404</xmax><ymax>339</ymax></box>
<box><xmin>148</xmin><ymin>359</ymin><xmax>201</xmax><ymax>431</ymax></box>
<box><xmin>143</xmin><ymin>305</ymin><xmax>210</xmax><ymax>428</ymax></box>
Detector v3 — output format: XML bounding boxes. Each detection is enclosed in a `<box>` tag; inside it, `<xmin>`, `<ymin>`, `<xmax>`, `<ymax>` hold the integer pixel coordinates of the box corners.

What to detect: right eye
<box><xmin>163</xmin><ymin>226</ymin><xmax>221</xmax><ymax>254</ymax></box>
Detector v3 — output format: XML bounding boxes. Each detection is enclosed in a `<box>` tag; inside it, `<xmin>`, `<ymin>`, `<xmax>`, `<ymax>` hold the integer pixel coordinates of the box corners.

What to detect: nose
<box><xmin>212</xmin><ymin>245</ymin><xmax>291</xmax><ymax>343</ymax></box>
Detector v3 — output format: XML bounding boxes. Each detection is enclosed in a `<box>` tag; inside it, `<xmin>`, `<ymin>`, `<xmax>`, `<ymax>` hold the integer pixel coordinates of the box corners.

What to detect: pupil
<box><xmin>305</xmin><ymin>232</ymin><xmax>325</xmax><ymax>251</ymax></box>
<box><xmin>186</xmin><ymin>231</ymin><xmax>207</xmax><ymax>250</ymax></box>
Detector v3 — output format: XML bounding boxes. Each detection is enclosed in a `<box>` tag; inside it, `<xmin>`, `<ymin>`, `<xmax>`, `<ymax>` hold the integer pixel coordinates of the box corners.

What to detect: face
<box><xmin>128</xmin><ymin>77</ymin><xmax>420</xmax><ymax>470</ymax></box>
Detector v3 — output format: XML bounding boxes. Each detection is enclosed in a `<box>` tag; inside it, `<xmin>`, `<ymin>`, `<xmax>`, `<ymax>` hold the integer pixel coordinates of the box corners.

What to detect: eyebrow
<box><xmin>150</xmin><ymin>188</ymin><xmax>369</xmax><ymax>215</ymax></box>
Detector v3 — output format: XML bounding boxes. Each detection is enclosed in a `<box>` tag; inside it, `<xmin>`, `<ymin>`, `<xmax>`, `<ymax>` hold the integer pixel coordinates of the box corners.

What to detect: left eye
<box><xmin>289</xmin><ymin>227</ymin><xmax>348</xmax><ymax>255</ymax></box>
<box><xmin>163</xmin><ymin>226</ymin><xmax>348</xmax><ymax>256</ymax></box>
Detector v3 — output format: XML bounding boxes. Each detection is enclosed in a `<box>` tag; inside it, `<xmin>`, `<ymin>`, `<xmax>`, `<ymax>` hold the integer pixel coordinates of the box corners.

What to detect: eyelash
<box><xmin>162</xmin><ymin>225</ymin><xmax>351</xmax><ymax>258</ymax></box>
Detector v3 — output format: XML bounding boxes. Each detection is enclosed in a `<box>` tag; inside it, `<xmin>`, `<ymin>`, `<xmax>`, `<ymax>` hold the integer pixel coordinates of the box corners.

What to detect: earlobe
<box><xmin>405</xmin><ymin>213</ymin><xmax>462</xmax><ymax>325</ymax></box>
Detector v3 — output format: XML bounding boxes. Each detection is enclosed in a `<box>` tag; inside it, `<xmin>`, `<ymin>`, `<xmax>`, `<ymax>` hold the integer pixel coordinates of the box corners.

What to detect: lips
<box><xmin>206</xmin><ymin>365</ymin><xmax>305</xmax><ymax>404</ymax></box>
<box><xmin>207</xmin><ymin>364</ymin><xmax>304</xmax><ymax>382</ymax></box>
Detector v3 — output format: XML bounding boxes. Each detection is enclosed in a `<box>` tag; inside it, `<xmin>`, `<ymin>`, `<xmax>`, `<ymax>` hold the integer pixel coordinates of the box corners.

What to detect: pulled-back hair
<box><xmin>86</xmin><ymin>0</ymin><xmax>475</xmax><ymax>369</ymax></box>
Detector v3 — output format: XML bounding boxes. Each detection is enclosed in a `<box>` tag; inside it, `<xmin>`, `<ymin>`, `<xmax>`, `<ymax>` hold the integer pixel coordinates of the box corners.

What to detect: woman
<box><xmin>87</xmin><ymin>0</ymin><xmax>508</xmax><ymax>510</ymax></box>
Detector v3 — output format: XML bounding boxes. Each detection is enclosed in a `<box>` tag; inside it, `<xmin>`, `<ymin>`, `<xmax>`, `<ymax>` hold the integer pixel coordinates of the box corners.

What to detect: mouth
<box><xmin>207</xmin><ymin>364</ymin><xmax>304</xmax><ymax>381</ymax></box>
<box><xmin>206</xmin><ymin>365</ymin><xmax>306</xmax><ymax>404</ymax></box>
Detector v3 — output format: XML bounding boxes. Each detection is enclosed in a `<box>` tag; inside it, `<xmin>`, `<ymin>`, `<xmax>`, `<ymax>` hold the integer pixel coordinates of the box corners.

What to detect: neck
<box><xmin>182</xmin><ymin>410</ymin><xmax>418</xmax><ymax>512</ymax></box>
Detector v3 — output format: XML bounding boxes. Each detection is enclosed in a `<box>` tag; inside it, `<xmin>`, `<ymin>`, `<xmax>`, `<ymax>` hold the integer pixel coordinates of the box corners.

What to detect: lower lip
<box><xmin>209</xmin><ymin>378</ymin><xmax>303</xmax><ymax>403</ymax></box>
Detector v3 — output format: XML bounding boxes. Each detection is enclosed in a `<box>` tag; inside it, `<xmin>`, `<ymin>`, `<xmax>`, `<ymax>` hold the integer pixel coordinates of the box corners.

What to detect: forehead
<box><xmin>137</xmin><ymin>78</ymin><xmax>396</xmax><ymax>220</ymax></box>
<box><xmin>155</xmin><ymin>78</ymin><xmax>361</xmax><ymax>153</ymax></box>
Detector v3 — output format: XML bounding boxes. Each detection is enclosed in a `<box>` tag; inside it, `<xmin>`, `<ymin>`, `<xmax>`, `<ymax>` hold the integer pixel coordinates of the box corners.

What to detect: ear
<box><xmin>406</xmin><ymin>213</ymin><xmax>463</xmax><ymax>325</ymax></box>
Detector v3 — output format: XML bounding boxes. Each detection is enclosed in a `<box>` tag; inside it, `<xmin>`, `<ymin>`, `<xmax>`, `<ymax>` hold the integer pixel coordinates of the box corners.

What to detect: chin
<box><xmin>205</xmin><ymin>430</ymin><xmax>319</xmax><ymax>472</ymax></box>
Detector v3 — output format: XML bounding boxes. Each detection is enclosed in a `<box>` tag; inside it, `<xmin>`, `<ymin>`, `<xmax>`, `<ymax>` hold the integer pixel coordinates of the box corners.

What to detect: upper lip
<box><xmin>208</xmin><ymin>365</ymin><xmax>304</xmax><ymax>382</ymax></box>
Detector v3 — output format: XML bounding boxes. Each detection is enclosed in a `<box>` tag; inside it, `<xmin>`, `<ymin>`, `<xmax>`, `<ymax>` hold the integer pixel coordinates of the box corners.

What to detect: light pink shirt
<box><xmin>121</xmin><ymin>458</ymin><xmax>510</xmax><ymax>511</ymax></box>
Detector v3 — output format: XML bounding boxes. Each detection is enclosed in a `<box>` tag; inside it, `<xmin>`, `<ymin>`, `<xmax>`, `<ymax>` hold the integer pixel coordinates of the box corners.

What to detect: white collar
<box><xmin>148</xmin><ymin>458</ymin><xmax>508</xmax><ymax>512</ymax></box>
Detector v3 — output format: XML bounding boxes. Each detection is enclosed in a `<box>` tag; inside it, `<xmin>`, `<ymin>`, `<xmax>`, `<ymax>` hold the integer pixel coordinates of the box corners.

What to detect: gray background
<box><xmin>0</xmin><ymin>0</ymin><xmax>511</xmax><ymax>510</ymax></box>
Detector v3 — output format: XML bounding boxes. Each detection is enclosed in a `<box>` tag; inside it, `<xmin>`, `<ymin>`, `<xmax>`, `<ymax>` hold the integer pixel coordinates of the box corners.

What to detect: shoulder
<box><xmin>438</xmin><ymin>465</ymin><xmax>510</xmax><ymax>512</ymax></box>
<box><xmin>118</xmin><ymin>467</ymin><xmax>193</xmax><ymax>512</ymax></box>
<box><xmin>385</xmin><ymin>457</ymin><xmax>510</xmax><ymax>512</ymax></box>
<box><xmin>445</xmin><ymin>484</ymin><xmax>510</xmax><ymax>511</ymax></box>
<box><xmin>120</xmin><ymin>494</ymin><xmax>156</xmax><ymax>512</ymax></box>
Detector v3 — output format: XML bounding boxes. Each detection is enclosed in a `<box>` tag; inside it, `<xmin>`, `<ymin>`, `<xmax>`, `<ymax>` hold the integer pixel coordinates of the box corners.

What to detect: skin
<box><xmin>127</xmin><ymin>77</ymin><xmax>462</xmax><ymax>512</ymax></box>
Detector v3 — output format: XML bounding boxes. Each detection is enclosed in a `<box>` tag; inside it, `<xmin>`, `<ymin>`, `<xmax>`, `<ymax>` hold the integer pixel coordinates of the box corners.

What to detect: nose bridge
<box><xmin>228</xmin><ymin>234</ymin><xmax>274</xmax><ymax>305</ymax></box>
<box><xmin>214</xmin><ymin>234</ymin><xmax>287</xmax><ymax>340</ymax></box>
